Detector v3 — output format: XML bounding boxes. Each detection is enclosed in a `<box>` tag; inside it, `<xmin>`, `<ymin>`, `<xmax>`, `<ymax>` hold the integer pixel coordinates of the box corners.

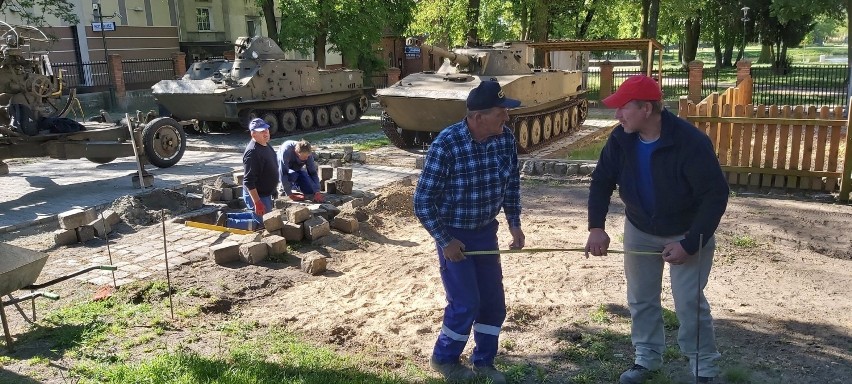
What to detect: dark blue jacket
<box><xmin>243</xmin><ymin>140</ymin><xmax>279</xmax><ymax>197</ymax></box>
<box><xmin>588</xmin><ymin>109</ymin><xmax>729</xmax><ymax>254</ymax></box>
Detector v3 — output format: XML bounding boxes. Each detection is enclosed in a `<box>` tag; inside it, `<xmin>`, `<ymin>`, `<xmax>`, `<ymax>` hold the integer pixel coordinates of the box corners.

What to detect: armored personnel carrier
<box><xmin>152</xmin><ymin>36</ymin><xmax>369</xmax><ymax>136</ymax></box>
<box><xmin>0</xmin><ymin>22</ymin><xmax>186</xmax><ymax>171</ymax></box>
<box><xmin>376</xmin><ymin>38</ymin><xmax>587</xmax><ymax>153</ymax></box>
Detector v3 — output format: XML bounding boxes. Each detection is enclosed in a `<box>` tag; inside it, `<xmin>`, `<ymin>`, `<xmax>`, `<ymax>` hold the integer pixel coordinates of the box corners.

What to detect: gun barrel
<box><xmin>407</xmin><ymin>38</ymin><xmax>470</xmax><ymax>67</ymax></box>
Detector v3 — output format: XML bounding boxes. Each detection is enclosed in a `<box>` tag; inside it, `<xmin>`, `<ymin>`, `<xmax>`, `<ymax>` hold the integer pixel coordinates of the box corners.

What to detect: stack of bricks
<box><xmin>202</xmin><ymin>173</ymin><xmax>244</xmax><ymax>205</ymax></box>
<box><xmin>54</xmin><ymin>208</ymin><xmax>121</xmax><ymax>246</ymax></box>
<box><xmin>318</xmin><ymin>166</ymin><xmax>354</xmax><ymax>195</ymax></box>
<box><xmin>208</xmin><ymin>231</ymin><xmax>287</xmax><ymax>266</ymax></box>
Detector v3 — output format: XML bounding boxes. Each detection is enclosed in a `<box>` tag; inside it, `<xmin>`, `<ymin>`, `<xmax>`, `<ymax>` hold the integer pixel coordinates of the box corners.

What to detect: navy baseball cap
<box><xmin>466</xmin><ymin>81</ymin><xmax>521</xmax><ymax>111</ymax></box>
<box><xmin>248</xmin><ymin>118</ymin><xmax>270</xmax><ymax>132</ymax></box>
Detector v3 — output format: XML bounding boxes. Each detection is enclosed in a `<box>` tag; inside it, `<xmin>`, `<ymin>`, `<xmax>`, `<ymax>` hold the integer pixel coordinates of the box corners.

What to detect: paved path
<box><xmin>0</xmin><ymin>146</ymin><xmax>418</xmax><ymax>234</ymax></box>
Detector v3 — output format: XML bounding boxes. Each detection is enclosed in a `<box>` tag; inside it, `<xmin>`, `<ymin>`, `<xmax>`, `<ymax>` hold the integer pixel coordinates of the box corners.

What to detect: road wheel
<box><xmin>543</xmin><ymin>115</ymin><xmax>553</xmax><ymax>140</ymax></box>
<box><xmin>279</xmin><ymin>111</ymin><xmax>298</xmax><ymax>133</ymax></box>
<box><xmin>298</xmin><ymin>109</ymin><xmax>314</xmax><ymax>129</ymax></box>
<box><xmin>344</xmin><ymin>102</ymin><xmax>359</xmax><ymax>122</ymax></box>
<box><xmin>86</xmin><ymin>157</ymin><xmax>117</xmax><ymax>164</ymax></box>
<box><xmin>530</xmin><ymin>117</ymin><xmax>541</xmax><ymax>145</ymax></box>
<box><xmin>238</xmin><ymin>109</ymin><xmax>259</xmax><ymax>129</ymax></box>
<box><xmin>316</xmin><ymin>107</ymin><xmax>330</xmax><ymax>127</ymax></box>
<box><xmin>142</xmin><ymin>117</ymin><xmax>186</xmax><ymax>168</ymax></box>
<box><xmin>358</xmin><ymin>96</ymin><xmax>369</xmax><ymax>112</ymax></box>
<box><xmin>516</xmin><ymin>119</ymin><xmax>529</xmax><ymax>150</ymax></box>
<box><xmin>262</xmin><ymin>112</ymin><xmax>279</xmax><ymax>136</ymax></box>
<box><xmin>553</xmin><ymin>111</ymin><xmax>563</xmax><ymax>136</ymax></box>
<box><xmin>329</xmin><ymin>105</ymin><xmax>344</xmax><ymax>125</ymax></box>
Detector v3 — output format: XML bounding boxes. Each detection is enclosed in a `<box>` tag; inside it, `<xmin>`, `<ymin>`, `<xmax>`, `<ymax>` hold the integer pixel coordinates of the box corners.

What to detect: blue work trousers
<box><xmin>432</xmin><ymin>219</ymin><xmax>506</xmax><ymax>367</ymax></box>
<box><xmin>225</xmin><ymin>191</ymin><xmax>273</xmax><ymax>230</ymax></box>
<box><xmin>288</xmin><ymin>169</ymin><xmax>317</xmax><ymax>195</ymax></box>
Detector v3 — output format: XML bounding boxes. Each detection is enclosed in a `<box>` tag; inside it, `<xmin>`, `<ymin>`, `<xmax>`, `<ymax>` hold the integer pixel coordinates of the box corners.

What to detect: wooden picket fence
<box><xmin>677</xmin><ymin>78</ymin><xmax>852</xmax><ymax>202</ymax></box>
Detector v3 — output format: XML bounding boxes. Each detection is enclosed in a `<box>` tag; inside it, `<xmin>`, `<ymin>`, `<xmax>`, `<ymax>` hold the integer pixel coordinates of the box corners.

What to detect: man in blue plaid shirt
<box><xmin>414</xmin><ymin>80</ymin><xmax>525</xmax><ymax>384</ymax></box>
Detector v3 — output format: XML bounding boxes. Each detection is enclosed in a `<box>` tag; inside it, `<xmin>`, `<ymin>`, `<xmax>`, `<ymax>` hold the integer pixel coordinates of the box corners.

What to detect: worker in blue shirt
<box><xmin>277</xmin><ymin>139</ymin><xmax>323</xmax><ymax>202</ymax></box>
<box><xmin>414</xmin><ymin>80</ymin><xmax>525</xmax><ymax>384</ymax></box>
<box><xmin>585</xmin><ymin>75</ymin><xmax>729</xmax><ymax>384</ymax></box>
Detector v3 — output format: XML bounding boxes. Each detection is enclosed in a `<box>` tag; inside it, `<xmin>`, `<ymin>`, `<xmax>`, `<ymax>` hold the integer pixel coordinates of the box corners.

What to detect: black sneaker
<box><xmin>619</xmin><ymin>364</ymin><xmax>652</xmax><ymax>384</ymax></box>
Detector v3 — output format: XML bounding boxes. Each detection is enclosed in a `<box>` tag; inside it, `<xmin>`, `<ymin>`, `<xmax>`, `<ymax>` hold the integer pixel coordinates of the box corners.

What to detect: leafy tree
<box><xmin>0</xmin><ymin>0</ymin><xmax>78</xmax><ymax>27</ymax></box>
<box><xmin>278</xmin><ymin>0</ymin><xmax>414</xmax><ymax>73</ymax></box>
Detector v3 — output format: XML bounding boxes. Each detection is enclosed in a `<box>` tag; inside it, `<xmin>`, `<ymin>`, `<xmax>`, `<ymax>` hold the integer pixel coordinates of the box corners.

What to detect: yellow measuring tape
<box><xmin>463</xmin><ymin>248</ymin><xmax>662</xmax><ymax>256</ymax></box>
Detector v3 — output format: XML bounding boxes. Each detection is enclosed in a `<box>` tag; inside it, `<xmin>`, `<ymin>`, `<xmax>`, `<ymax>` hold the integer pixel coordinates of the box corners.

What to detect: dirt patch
<box><xmin>1</xmin><ymin>180</ymin><xmax>851</xmax><ymax>383</ymax></box>
<box><xmin>111</xmin><ymin>188</ymin><xmax>198</xmax><ymax>227</ymax></box>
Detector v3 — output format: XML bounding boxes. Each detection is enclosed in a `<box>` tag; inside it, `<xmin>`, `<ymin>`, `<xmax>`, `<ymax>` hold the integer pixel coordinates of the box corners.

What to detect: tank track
<box><xmin>196</xmin><ymin>94</ymin><xmax>370</xmax><ymax>137</ymax></box>
<box><xmin>380</xmin><ymin>96</ymin><xmax>588</xmax><ymax>154</ymax></box>
<box><xmin>509</xmin><ymin>97</ymin><xmax>588</xmax><ymax>154</ymax></box>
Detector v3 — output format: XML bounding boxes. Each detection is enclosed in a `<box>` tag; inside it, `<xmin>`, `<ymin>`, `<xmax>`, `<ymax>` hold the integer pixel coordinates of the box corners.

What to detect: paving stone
<box><xmin>210</xmin><ymin>242</ymin><xmax>240</xmax><ymax>264</ymax></box>
<box><xmin>281</xmin><ymin>222</ymin><xmax>304</xmax><ymax>242</ymax></box>
<box><xmin>121</xmin><ymin>264</ymin><xmax>144</xmax><ymax>273</ymax></box>
<box><xmin>335</xmin><ymin>180</ymin><xmax>354</xmax><ymax>195</ymax></box>
<box><xmin>333</xmin><ymin>167</ymin><xmax>353</xmax><ymax>181</ymax></box>
<box><xmin>115</xmin><ymin>278</ymin><xmax>134</xmax><ymax>287</ymax></box>
<box><xmin>239</xmin><ymin>242</ymin><xmax>268</xmax><ymax>264</ymax></box>
<box><xmin>331</xmin><ymin>216</ymin><xmax>359</xmax><ymax>234</ymax></box>
<box><xmin>262</xmin><ymin>211</ymin><xmax>284</xmax><ymax>231</ymax></box>
<box><xmin>262</xmin><ymin>235</ymin><xmax>287</xmax><ymax>256</ymax></box>
<box><xmin>303</xmin><ymin>216</ymin><xmax>330</xmax><ymax>240</ymax></box>
<box><xmin>88</xmin><ymin>276</ymin><xmax>113</xmax><ymax>286</ymax></box>
<box><xmin>134</xmin><ymin>271</ymin><xmax>154</xmax><ymax>280</ymax></box>
<box><xmin>287</xmin><ymin>206</ymin><xmax>311</xmax><ymax>223</ymax></box>
<box><xmin>301</xmin><ymin>253</ymin><xmax>327</xmax><ymax>275</ymax></box>
<box><xmin>88</xmin><ymin>217</ymin><xmax>111</xmax><ymax>238</ymax></box>
<box><xmin>101</xmin><ymin>209</ymin><xmax>122</xmax><ymax>226</ymax></box>
<box><xmin>233</xmin><ymin>171</ymin><xmax>244</xmax><ymax>185</ymax></box>
<box><xmin>76</xmin><ymin>225</ymin><xmax>96</xmax><ymax>243</ymax></box>
<box><xmin>319</xmin><ymin>165</ymin><xmax>334</xmax><ymax>181</ymax></box>
<box><xmin>54</xmin><ymin>228</ymin><xmax>78</xmax><ymax>246</ymax></box>
<box><xmin>58</xmin><ymin>208</ymin><xmax>89</xmax><ymax>229</ymax></box>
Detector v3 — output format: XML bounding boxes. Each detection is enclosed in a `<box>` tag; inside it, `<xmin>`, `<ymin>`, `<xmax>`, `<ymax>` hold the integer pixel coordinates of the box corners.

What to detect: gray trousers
<box><xmin>623</xmin><ymin>220</ymin><xmax>721</xmax><ymax>378</ymax></box>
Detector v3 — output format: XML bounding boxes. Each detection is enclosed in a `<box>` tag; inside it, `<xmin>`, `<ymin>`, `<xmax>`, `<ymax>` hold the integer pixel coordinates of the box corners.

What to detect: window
<box><xmin>246</xmin><ymin>19</ymin><xmax>258</xmax><ymax>37</ymax></box>
<box><xmin>196</xmin><ymin>8</ymin><xmax>211</xmax><ymax>31</ymax></box>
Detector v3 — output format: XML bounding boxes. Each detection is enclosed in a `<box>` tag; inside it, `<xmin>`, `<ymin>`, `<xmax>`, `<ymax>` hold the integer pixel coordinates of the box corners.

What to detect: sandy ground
<box><xmin>2</xmin><ymin>177</ymin><xmax>851</xmax><ymax>383</ymax></box>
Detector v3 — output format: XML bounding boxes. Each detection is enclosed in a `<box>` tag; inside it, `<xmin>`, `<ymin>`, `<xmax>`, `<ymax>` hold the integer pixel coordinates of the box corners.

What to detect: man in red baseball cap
<box><xmin>586</xmin><ymin>75</ymin><xmax>730</xmax><ymax>383</ymax></box>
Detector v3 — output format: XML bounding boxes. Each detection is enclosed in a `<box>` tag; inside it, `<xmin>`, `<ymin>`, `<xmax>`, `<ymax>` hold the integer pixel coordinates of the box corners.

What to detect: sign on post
<box><xmin>92</xmin><ymin>22</ymin><xmax>116</xmax><ymax>32</ymax></box>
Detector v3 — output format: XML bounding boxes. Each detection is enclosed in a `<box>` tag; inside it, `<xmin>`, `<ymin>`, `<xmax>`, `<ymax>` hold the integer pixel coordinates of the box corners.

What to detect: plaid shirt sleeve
<box><xmin>501</xmin><ymin>128</ymin><xmax>522</xmax><ymax>228</ymax></box>
<box><xmin>414</xmin><ymin>139</ymin><xmax>454</xmax><ymax>248</ymax></box>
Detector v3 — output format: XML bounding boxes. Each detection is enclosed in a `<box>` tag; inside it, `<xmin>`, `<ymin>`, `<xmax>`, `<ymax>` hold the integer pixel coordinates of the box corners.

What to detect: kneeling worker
<box><xmin>216</xmin><ymin>118</ymin><xmax>278</xmax><ymax>230</ymax></box>
<box><xmin>277</xmin><ymin>139</ymin><xmax>324</xmax><ymax>202</ymax></box>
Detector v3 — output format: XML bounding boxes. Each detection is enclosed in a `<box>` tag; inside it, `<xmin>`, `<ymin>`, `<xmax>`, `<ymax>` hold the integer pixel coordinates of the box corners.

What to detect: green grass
<box><xmin>731</xmin><ymin>235</ymin><xmax>757</xmax><ymax>248</ymax></box>
<box><xmin>590</xmin><ymin>304</ymin><xmax>612</xmax><ymax>325</ymax></box>
<box><xmin>564</xmin><ymin>139</ymin><xmax>606</xmax><ymax>161</ymax></box>
<box><xmin>353</xmin><ymin>137</ymin><xmax>390</xmax><ymax>151</ymax></box>
<box><xmin>662</xmin><ymin>308</ymin><xmax>679</xmax><ymax>331</ymax></box>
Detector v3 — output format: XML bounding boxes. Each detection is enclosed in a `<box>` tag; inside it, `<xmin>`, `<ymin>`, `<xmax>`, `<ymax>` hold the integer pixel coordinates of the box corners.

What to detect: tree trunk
<box><xmin>530</xmin><ymin>0</ymin><xmax>549</xmax><ymax>67</ymax></box>
<box><xmin>640</xmin><ymin>0</ymin><xmax>651</xmax><ymax>37</ymax></box>
<box><xmin>713</xmin><ymin>32</ymin><xmax>722</xmax><ymax>68</ymax></box>
<box><xmin>722</xmin><ymin>43</ymin><xmax>734</xmax><ymax>67</ymax></box>
<box><xmin>465</xmin><ymin>0</ymin><xmax>481</xmax><ymax>46</ymax></box>
<box><xmin>577</xmin><ymin>0</ymin><xmax>599</xmax><ymax>39</ymax></box>
<box><xmin>638</xmin><ymin>0</ymin><xmax>660</xmax><ymax>72</ymax></box>
<box><xmin>682</xmin><ymin>18</ymin><xmax>701</xmax><ymax>66</ymax></box>
<box><xmin>758</xmin><ymin>43</ymin><xmax>773</xmax><ymax>64</ymax></box>
<box><xmin>261</xmin><ymin>0</ymin><xmax>278</xmax><ymax>44</ymax></box>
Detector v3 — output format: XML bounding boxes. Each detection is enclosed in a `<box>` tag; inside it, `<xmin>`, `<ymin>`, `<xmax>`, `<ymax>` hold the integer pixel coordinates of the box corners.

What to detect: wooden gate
<box><xmin>678</xmin><ymin>79</ymin><xmax>852</xmax><ymax>202</ymax></box>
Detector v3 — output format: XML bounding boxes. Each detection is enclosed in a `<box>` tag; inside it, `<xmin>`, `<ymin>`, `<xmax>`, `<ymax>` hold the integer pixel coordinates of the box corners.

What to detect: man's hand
<box><xmin>313</xmin><ymin>192</ymin><xmax>324</xmax><ymax>203</ymax></box>
<box><xmin>288</xmin><ymin>193</ymin><xmax>305</xmax><ymax>201</ymax></box>
<box><xmin>662</xmin><ymin>241</ymin><xmax>689</xmax><ymax>265</ymax></box>
<box><xmin>253</xmin><ymin>200</ymin><xmax>266</xmax><ymax>216</ymax></box>
<box><xmin>509</xmin><ymin>226</ymin><xmax>525</xmax><ymax>249</ymax></box>
<box><xmin>442</xmin><ymin>239</ymin><xmax>466</xmax><ymax>262</ymax></box>
<box><xmin>585</xmin><ymin>228</ymin><xmax>610</xmax><ymax>257</ymax></box>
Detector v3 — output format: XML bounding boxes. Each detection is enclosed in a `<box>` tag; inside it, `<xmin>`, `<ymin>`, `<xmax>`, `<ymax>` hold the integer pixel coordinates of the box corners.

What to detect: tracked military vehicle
<box><xmin>376</xmin><ymin>37</ymin><xmax>587</xmax><ymax>153</ymax></box>
<box><xmin>0</xmin><ymin>22</ymin><xmax>186</xmax><ymax>171</ymax></box>
<box><xmin>152</xmin><ymin>36</ymin><xmax>369</xmax><ymax>136</ymax></box>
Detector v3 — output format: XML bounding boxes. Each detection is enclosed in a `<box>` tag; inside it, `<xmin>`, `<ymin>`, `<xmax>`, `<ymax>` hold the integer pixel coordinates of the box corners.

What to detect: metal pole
<box><xmin>161</xmin><ymin>210</ymin><xmax>175</xmax><ymax>319</ymax></box>
<box><xmin>97</xmin><ymin>6</ymin><xmax>116</xmax><ymax>109</ymax></box>
<box><xmin>695</xmin><ymin>233</ymin><xmax>703</xmax><ymax>384</ymax></box>
<box><xmin>101</xmin><ymin>211</ymin><xmax>117</xmax><ymax>288</ymax></box>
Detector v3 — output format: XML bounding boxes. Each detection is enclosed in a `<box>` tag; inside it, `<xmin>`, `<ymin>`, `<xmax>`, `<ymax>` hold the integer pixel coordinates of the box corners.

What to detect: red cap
<box><xmin>602</xmin><ymin>75</ymin><xmax>663</xmax><ymax>108</ymax></box>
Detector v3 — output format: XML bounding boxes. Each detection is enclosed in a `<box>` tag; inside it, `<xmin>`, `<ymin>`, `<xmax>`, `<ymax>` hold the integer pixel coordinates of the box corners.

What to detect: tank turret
<box><xmin>376</xmin><ymin>38</ymin><xmax>587</xmax><ymax>153</ymax></box>
<box><xmin>152</xmin><ymin>36</ymin><xmax>369</xmax><ymax>136</ymax></box>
